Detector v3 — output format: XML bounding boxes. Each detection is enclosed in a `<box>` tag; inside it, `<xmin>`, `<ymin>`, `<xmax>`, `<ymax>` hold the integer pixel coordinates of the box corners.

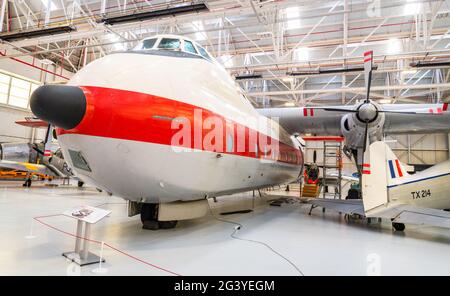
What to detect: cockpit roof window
<box><xmin>196</xmin><ymin>45</ymin><xmax>212</xmax><ymax>61</ymax></box>
<box><xmin>183</xmin><ymin>40</ymin><xmax>197</xmax><ymax>54</ymax></box>
<box><xmin>142</xmin><ymin>38</ymin><xmax>157</xmax><ymax>50</ymax></box>
<box><xmin>158</xmin><ymin>38</ymin><xmax>180</xmax><ymax>50</ymax></box>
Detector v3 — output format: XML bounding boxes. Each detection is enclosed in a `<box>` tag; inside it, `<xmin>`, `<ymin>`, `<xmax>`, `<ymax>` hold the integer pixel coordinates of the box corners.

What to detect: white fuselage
<box><xmin>388</xmin><ymin>161</ymin><xmax>450</xmax><ymax>210</ymax></box>
<box><xmin>57</xmin><ymin>50</ymin><xmax>303</xmax><ymax>203</ymax></box>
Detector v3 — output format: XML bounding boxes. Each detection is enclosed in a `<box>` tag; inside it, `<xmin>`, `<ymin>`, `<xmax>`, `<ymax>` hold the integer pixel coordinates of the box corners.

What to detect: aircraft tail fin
<box><xmin>384</xmin><ymin>146</ymin><xmax>410</xmax><ymax>186</ymax></box>
<box><xmin>362</xmin><ymin>141</ymin><xmax>411</xmax><ymax>214</ymax></box>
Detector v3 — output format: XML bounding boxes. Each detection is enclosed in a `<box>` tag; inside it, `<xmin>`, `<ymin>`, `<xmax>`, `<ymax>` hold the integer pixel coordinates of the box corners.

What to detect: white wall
<box><xmin>304</xmin><ymin>133</ymin><xmax>450</xmax><ymax>170</ymax></box>
<box><xmin>386</xmin><ymin>134</ymin><xmax>450</xmax><ymax>164</ymax></box>
<box><xmin>0</xmin><ymin>105</ymin><xmax>45</xmax><ymax>143</ymax></box>
<box><xmin>0</xmin><ymin>48</ymin><xmax>74</xmax><ymax>83</ymax></box>
<box><xmin>0</xmin><ymin>50</ymin><xmax>74</xmax><ymax>144</ymax></box>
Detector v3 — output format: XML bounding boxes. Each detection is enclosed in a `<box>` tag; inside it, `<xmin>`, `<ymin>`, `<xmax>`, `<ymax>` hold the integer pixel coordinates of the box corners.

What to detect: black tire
<box><xmin>140</xmin><ymin>203</ymin><xmax>157</xmax><ymax>223</ymax></box>
<box><xmin>142</xmin><ymin>220</ymin><xmax>159</xmax><ymax>230</ymax></box>
<box><xmin>159</xmin><ymin>220</ymin><xmax>178</xmax><ymax>229</ymax></box>
<box><xmin>77</xmin><ymin>181</ymin><xmax>84</xmax><ymax>187</ymax></box>
<box><xmin>392</xmin><ymin>222</ymin><xmax>405</xmax><ymax>231</ymax></box>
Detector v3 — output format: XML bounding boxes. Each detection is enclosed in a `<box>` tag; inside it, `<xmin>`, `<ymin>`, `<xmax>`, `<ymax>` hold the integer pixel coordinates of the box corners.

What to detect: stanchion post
<box><xmin>74</xmin><ymin>220</ymin><xmax>83</xmax><ymax>253</ymax></box>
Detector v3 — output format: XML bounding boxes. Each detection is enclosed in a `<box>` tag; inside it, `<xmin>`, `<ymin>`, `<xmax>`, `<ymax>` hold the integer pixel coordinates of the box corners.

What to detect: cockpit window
<box><xmin>184</xmin><ymin>40</ymin><xmax>197</xmax><ymax>54</ymax></box>
<box><xmin>142</xmin><ymin>38</ymin><xmax>157</xmax><ymax>49</ymax></box>
<box><xmin>158</xmin><ymin>38</ymin><xmax>180</xmax><ymax>50</ymax></box>
<box><xmin>196</xmin><ymin>45</ymin><xmax>211</xmax><ymax>60</ymax></box>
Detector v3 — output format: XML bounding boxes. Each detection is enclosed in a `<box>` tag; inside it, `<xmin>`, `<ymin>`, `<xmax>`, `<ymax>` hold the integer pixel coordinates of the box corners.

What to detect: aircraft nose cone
<box><xmin>358</xmin><ymin>103</ymin><xmax>378</xmax><ymax>123</ymax></box>
<box><xmin>30</xmin><ymin>85</ymin><xmax>86</xmax><ymax>130</ymax></box>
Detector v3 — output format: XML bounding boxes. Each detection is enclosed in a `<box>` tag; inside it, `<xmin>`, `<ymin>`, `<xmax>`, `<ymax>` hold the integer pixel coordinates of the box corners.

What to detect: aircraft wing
<box><xmin>327</xmin><ymin>172</ymin><xmax>359</xmax><ymax>182</ymax></box>
<box><xmin>257</xmin><ymin>107</ymin><xmax>343</xmax><ymax>135</ymax></box>
<box><xmin>376</xmin><ymin>204</ymin><xmax>450</xmax><ymax>228</ymax></box>
<box><xmin>305</xmin><ymin>198</ymin><xmax>365</xmax><ymax>216</ymax></box>
<box><xmin>0</xmin><ymin>160</ymin><xmax>58</xmax><ymax>176</ymax></box>
<box><xmin>383</xmin><ymin>111</ymin><xmax>450</xmax><ymax>134</ymax></box>
<box><xmin>257</xmin><ymin>103</ymin><xmax>450</xmax><ymax>135</ymax></box>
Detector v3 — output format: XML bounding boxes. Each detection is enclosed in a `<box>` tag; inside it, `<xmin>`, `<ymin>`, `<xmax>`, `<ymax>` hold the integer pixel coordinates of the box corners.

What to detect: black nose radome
<box><xmin>30</xmin><ymin>85</ymin><xmax>86</xmax><ymax>130</ymax></box>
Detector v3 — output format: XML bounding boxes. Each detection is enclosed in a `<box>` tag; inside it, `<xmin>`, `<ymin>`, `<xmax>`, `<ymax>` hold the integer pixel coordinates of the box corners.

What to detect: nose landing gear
<box><xmin>140</xmin><ymin>203</ymin><xmax>178</xmax><ymax>230</ymax></box>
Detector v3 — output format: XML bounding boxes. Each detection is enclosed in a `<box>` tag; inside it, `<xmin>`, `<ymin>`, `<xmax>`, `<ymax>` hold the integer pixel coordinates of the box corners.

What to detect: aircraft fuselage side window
<box><xmin>184</xmin><ymin>40</ymin><xmax>198</xmax><ymax>54</ymax></box>
<box><xmin>158</xmin><ymin>38</ymin><xmax>180</xmax><ymax>50</ymax></box>
<box><xmin>142</xmin><ymin>38</ymin><xmax>157</xmax><ymax>50</ymax></box>
<box><xmin>196</xmin><ymin>44</ymin><xmax>212</xmax><ymax>61</ymax></box>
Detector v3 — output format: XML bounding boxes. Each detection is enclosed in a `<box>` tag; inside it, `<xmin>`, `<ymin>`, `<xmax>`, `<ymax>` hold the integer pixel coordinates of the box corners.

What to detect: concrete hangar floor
<box><xmin>1</xmin><ymin>180</ymin><xmax>449</xmax><ymax>276</ymax></box>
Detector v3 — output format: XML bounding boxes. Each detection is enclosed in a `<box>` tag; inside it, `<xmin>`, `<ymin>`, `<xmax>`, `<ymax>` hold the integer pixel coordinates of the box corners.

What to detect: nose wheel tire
<box><xmin>392</xmin><ymin>222</ymin><xmax>405</xmax><ymax>231</ymax></box>
<box><xmin>158</xmin><ymin>220</ymin><xmax>178</xmax><ymax>229</ymax></box>
<box><xmin>140</xmin><ymin>203</ymin><xmax>178</xmax><ymax>230</ymax></box>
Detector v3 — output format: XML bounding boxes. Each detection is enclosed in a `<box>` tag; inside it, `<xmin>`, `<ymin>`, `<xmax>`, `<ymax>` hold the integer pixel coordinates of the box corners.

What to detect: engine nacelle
<box><xmin>340</xmin><ymin>102</ymin><xmax>385</xmax><ymax>150</ymax></box>
<box><xmin>0</xmin><ymin>143</ymin><xmax>37</xmax><ymax>163</ymax></box>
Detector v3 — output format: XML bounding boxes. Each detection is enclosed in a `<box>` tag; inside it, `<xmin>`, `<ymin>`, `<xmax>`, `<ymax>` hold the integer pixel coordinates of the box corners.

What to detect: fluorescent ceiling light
<box><xmin>251</xmin><ymin>52</ymin><xmax>272</xmax><ymax>57</ymax></box>
<box><xmin>219</xmin><ymin>55</ymin><xmax>233</xmax><ymax>67</ymax></box>
<box><xmin>387</xmin><ymin>38</ymin><xmax>402</xmax><ymax>54</ymax></box>
<box><xmin>107</xmin><ymin>34</ymin><xmax>126</xmax><ymax>51</ymax></box>
<box><xmin>403</xmin><ymin>0</ymin><xmax>422</xmax><ymax>16</ymax></box>
<box><xmin>378</xmin><ymin>99</ymin><xmax>392</xmax><ymax>104</ymax></box>
<box><xmin>39</xmin><ymin>58</ymin><xmax>54</xmax><ymax>65</ymax></box>
<box><xmin>402</xmin><ymin>69</ymin><xmax>417</xmax><ymax>75</ymax></box>
<box><xmin>285</xmin><ymin>7</ymin><xmax>301</xmax><ymax>30</ymax></box>
<box><xmin>40</xmin><ymin>0</ymin><xmax>57</xmax><ymax>11</ymax></box>
<box><xmin>192</xmin><ymin>21</ymin><xmax>206</xmax><ymax>40</ymax></box>
<box><xmin>293</xmin><ymin>47</ymin><xmax>309</xmax><ymax>61</ymax></box>
<box><xmin>284</xmin><ymin>102</ymin><xmax>296</xmax><ymax>107</ymax></box>
<box><xmin>282</xmin><ymin>77</ymin><xmax>294</xmax><ymax>83</ymax></box>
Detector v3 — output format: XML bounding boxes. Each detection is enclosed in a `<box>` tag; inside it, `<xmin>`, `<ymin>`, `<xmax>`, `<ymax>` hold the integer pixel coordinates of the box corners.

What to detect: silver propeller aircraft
<box><xmin>257</xmin><ymin>51</ymin><xmax>449</xmax><ymax>165</ymax></box>
<box><xmin>306</xmin><ymin>140</ymin><xmax>450</xmax><ymax>231</ymax></box>
<box><xmin>0</xmin><ymin>118</ymin><xmax>80</xmax><ymax>187</ymax></box>
<box><xmin>273</xmin><ymin>51</ymin><xmax>450</xmax><ymax>231</ymax></box>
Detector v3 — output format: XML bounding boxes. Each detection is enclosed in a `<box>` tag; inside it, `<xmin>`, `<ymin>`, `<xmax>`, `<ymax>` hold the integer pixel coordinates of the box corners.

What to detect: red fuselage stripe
<box><xmin>58</xmin><ymin>86</ymin><xmax>302</xmax><ymax>166</ymax></box>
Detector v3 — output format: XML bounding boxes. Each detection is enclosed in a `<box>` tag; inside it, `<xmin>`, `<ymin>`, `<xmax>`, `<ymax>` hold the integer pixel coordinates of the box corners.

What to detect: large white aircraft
<box><xmin>30</xmin><ymin>34</ymin><xmax>304</xmax><ymax>229</ymax></box>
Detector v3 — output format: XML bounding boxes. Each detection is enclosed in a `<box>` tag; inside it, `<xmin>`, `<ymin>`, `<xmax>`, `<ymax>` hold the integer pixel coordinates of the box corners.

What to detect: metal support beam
<box><xmin>0</xmin><ymin>0</ymin><xmax>7</xmax><ymax>32</ymax></box>
<box><xmin>44</xmin><ymin>0</ymin><xmax>51</xmax><ymax>26</ymax></box>
<box><xmin>246</xmin><ymin>82</ymin><xmax>450</xmax><ymax>97</ymax></box>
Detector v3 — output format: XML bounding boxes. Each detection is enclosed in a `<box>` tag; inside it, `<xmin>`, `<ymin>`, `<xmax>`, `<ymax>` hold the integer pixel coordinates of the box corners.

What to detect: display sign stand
<box><xmin>62</xmin><ymin>205</ymin><xmax>111</xmax><ymax>266</ymax></box>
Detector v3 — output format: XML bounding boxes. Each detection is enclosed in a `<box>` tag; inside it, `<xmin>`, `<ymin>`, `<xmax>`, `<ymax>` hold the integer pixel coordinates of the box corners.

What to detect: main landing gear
<box><xmin>140</xmin><ymin>203</ymin><xmax>178</xmax><ymax>230</ymax></box>
<box><xmin>22</xmin><ymin>178</ymin><xmax>32</xmax><ymax>187</ymax></box>
<box><xmin>392</xmin><ymin>222</ymin><xmax>405</xmax><ymax>232</ymax></box>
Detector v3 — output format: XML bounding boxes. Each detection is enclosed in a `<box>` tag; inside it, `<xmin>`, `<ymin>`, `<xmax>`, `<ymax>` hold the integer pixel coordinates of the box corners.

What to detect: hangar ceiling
<box><xmin>0</xmin><ymin>0</ymin><xmax>450</xmax><ymax>107</ymax></box>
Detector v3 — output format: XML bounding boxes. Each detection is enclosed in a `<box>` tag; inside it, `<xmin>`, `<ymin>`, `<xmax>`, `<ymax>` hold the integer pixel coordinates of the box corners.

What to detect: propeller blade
<box><xmin>32</xmin><ymin>144</ymin><xmax>45</xmax><ymax>156</ymax></box>
<box><xmin>362</xmin><ymin>122</ymin><xmax>369</xmax><ymax>153</ymax></box>
<box><xmin>363</xmin><ymin>51</ymin><xmax>373</xmax><ymax>103</ymax></box>
<box><xmin>323</xmin><ymin>107</ymin><xmax>358</xmax><ymax>113</ymax></box>
<box><xmin>378</xmin><ymin>110</ymin><xmax>444</xmax><ymax>115</ymax></box>
<box><xmin>313</xmin><ymin>150</ymin><xmax>317</xmax><ymax>164</ymax></box>
<box><xmin>43</xmin><ymin>124</ymin><xmax>53</xmax><ymax>157</ymax></box>
<box><xmin>359</xmin><ymin>122</ymin><xmax>369</xmax><ymax>181</ymax></box>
